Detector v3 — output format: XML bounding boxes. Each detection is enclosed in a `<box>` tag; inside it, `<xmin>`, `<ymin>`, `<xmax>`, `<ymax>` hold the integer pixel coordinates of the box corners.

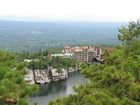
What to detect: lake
<box><xmin>30</xmin><ymin>71</ymin><xmax>88</xmax><ymax>105</ymax></box>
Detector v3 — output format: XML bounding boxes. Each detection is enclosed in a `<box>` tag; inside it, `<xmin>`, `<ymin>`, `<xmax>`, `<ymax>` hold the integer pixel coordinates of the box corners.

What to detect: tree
<box><xmin>0</xmin><ymin>50</ymin><xmax>38</xmax><ymax>105</ymax></box>
<box><xmin>118</xmin><ymin>20</ymin><xmax>140</xmax><ymax>45</ymax></box>
<box><xmin>49</xmin><ymin>20</ymin><xmax>140</xmax><ymax>105</ymax></box>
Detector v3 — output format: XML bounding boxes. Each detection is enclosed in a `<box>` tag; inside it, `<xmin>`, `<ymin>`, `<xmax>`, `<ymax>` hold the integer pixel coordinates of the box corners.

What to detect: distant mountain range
<box><xmin>0</xmin><ymin>20</ymin><xmax>125</xmax><ymax>52</ymax></box>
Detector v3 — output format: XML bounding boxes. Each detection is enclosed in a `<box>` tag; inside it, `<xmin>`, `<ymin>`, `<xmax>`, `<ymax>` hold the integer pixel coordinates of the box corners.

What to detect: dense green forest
<box><xmin>0</xmin><ymin>50</ymin><xmax>38</xmax><ymax>105</ymax></box>
<box><xmin>0</xmin><ymin>20</ymin><xmax>139</xmax><ymax>105</ymax></box>
<box><xmin>0</xmin><ymin>48</ymin><xmax>77</xmax><ymax>105</ymax></box>
<box><xmin>49</xmin><ymin>21</ymin><xmax>140</xmax><ymax>105</ymax></box>
<box><xmin>20</xmin><ymin>50</ymin><xmax>77</xmax><ymax>70</ymax></box>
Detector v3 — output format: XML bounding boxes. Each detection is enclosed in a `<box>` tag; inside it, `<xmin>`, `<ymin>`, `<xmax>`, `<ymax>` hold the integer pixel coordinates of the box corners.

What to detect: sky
<box><xmin>0</xmin><ymin>0</ymin><xmax>140</xmax><ymax>22</ymax></box>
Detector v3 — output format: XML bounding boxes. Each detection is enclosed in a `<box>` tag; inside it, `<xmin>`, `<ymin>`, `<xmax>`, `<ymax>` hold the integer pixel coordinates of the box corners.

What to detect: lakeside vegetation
<box><xmin>49</xmin><ymin>21</ymin><xmax>140</xmax><ymax>105</ymax></box>
<box><xmin>0</xmin><ymin>20</ymin><xmax>139</xmax><ymax>105</ymax></box>
<box><xmin>20</xmin><ymin>50</ymin><xmax>77</xmax><ymax>70</ymax></box>
<box><xmin>0</xmin><ymin>48</ymin><xmax>77</xmax><ymax>104</ymax></box>
<box><xmin>0</xmin><ymin>50</ymin><xmax>38</xmax><ymax>105</ymax></box>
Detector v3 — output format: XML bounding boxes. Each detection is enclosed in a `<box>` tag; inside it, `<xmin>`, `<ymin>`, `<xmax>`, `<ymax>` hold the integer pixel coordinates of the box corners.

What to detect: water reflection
<box><xmin>30</xmin><ymin>71</ymin><xmax>87</xmax><ymax>105</ymax></box>
<box><xmin>38</xmin><ymin>81</ymin><xmax>67</xmax><ymax>96</ymax></box>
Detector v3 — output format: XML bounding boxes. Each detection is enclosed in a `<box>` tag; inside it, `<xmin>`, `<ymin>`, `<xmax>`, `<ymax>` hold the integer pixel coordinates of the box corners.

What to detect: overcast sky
<box><xmin>0</xmin><ymin>0</ymin><xmax>140</xmax><ymax>22</ymax></box>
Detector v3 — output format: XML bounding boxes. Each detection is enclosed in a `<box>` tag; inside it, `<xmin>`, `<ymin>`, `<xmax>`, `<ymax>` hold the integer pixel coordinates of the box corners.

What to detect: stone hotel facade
<box><xmin>63</xmin><ymin>46</ymin><xmax>103</xmax><ymax>62</ymax></box>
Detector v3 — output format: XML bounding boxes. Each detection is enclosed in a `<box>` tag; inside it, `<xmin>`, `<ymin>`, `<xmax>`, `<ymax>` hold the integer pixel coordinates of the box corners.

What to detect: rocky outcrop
<box><xmin>51</xmin><ymin>68</ymin><xmax>68</xmax><ymax>81</ymax></box>
<box><xmin>24</xmin><ymin>70</ymin><xmax>35</xmax><ymax>84</ymax></box>
<box><xmin>34</xmin><ymin>70</ymin><xmax>51</xmax><ymax>84</ymax></box>
<box><xmin>25</xmin><ymin>67</ymin><xmax>79</xmax><ymax>84</ymax></box>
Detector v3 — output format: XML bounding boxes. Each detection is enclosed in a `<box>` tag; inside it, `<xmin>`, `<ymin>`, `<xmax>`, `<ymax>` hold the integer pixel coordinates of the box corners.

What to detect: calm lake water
<box><xmin>30</xmin><ymin>71</ymin><xmax>87</xmax><ymax>105</ymax></box>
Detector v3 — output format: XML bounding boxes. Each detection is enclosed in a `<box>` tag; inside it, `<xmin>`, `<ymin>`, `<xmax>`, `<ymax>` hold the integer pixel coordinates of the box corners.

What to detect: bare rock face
<box><xmin>51</xmin><ymin>68</ymin><xmax>68</xmax><ymax>81</ymax></box>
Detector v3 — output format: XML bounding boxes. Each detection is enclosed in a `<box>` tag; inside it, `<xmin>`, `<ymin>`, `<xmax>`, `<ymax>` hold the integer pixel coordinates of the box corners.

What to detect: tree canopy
<box><xmin>0</xmin><ymin>50</ymin><xmax>38</xmax><ymax>105</ymax></box>
<box><xmin>49</xmin><ymin>20</ymin><xmax>140</xmax><ymax>105</ymax></box>
<box><xmin>23</xmin><ymin>50</ymin><xmax>77</xmax><ymax>70</ymax></box>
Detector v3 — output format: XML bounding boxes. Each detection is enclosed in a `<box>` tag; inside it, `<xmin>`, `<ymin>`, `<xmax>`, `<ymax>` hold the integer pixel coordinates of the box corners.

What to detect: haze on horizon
<box><xmin>0</xmin><ymin>0</ymin><xmax>140</xmax><ymax>22</ymax></box>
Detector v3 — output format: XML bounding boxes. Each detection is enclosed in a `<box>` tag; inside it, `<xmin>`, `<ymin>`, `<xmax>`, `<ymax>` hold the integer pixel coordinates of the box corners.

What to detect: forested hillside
<box><xmin>0</xmin><ymin>20</ymin><xmax>139</xmax><ymax>105</ymax></box>
<box><xmin>0</xmin><ymin>21</ymin><xmax>122</xmax><ymax>52</ymax></box>
<box><xmin>49</xmin><ymin>21</ymin><xmax>140</xmax><ymax>105</ymax></box>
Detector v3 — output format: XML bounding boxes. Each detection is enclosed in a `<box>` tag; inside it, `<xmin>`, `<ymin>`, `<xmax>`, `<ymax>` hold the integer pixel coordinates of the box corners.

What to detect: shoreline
<box><xmin>25</xmin><ymin>68</ymin><xmax>80</xmax><ymax>84</ymax></box>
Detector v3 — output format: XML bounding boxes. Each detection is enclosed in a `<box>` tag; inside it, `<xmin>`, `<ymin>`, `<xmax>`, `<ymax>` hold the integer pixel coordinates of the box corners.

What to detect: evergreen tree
<box><xmin>0</xmin><ymin>50</ymin><xmax>38</xmax><ymax>105</ymax></box>
<box><xmin>49</xmin><ymin>20</ymin><xmax>140</xmax><ymax>105</ymax></box>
